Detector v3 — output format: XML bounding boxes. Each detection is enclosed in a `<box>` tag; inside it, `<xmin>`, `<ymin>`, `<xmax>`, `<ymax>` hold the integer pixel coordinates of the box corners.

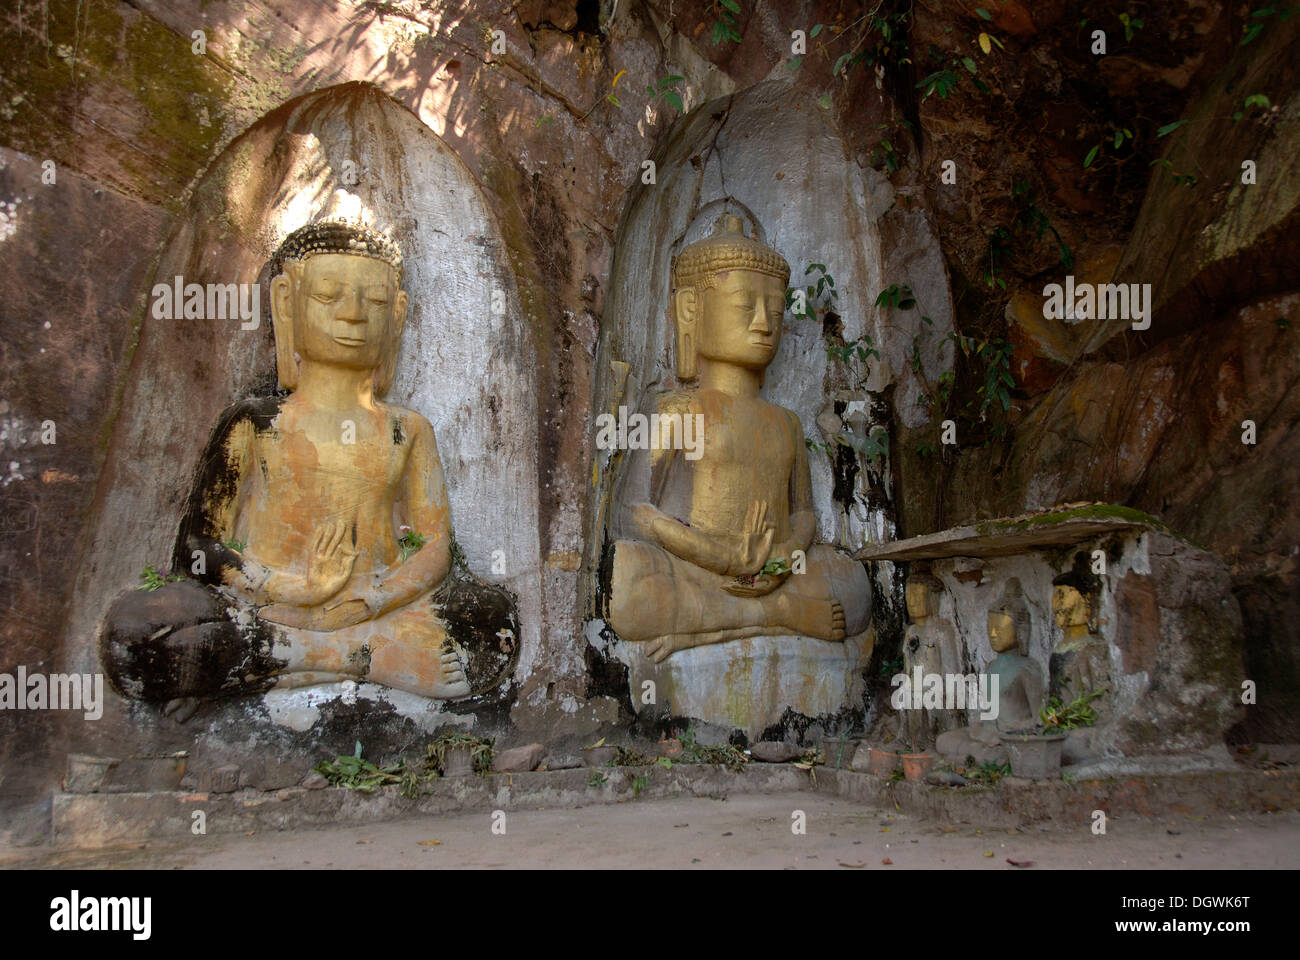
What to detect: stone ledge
<box><xmin>50</xmin><ymin>762</ymin><xmax>1300</xmax><ymax>849</ymax></box>
<box><xmin>811</xmin><ymin>767</ymin><xmax>1300</xmax><ymax>827</ymax></box>
<box><xmin>51</xmin><ymin>764</ymin><xmax>807</xmax><ymax>849</ymax></box>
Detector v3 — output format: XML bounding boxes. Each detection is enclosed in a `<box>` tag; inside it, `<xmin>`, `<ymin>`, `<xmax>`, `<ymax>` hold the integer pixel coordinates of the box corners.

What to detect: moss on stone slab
<box><xmin>972</xmin><ymin>503</ymin><xmax>1172</xmax><ymax>537</ymax></box>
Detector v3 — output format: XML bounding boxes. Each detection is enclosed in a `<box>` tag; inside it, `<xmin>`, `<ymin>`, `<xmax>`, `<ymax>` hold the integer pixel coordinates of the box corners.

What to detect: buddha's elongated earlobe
<box><xmin>674</xmin><ymin>287</ymin><xmax>697</xmax><ymax>382</ymax></box>
<box><xmin>270</xmin><ymin>266</ymin><xmax>299</xmax><ymax>391</ymax></box>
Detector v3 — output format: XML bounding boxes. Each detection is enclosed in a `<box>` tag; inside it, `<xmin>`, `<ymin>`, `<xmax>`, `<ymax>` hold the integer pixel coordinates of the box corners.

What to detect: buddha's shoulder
<box><xmin>650</xmin><ymin>389</ymin><xmax>702</xmax><ymax>416</ymax></box>
<box><xmin>375</xmin><ymin>401</ymin><xmax>436</xmax><ymax>443</ymax></box>
<box><xmin>212</xmin><ymin>395</ymin><xmax>288</xmax><ymax>434</ymax></box>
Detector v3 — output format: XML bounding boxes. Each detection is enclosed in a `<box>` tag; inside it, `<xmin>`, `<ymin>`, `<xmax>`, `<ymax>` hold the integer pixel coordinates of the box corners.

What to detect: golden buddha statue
<box><xmin>605</xmin><ymin>215</ymin><xmax>872</xmax><ymax>662</ymax></box>
<box><xmin>1050</xmin><ymin>582</ymin><xmax>1109</xmax><ymax>704</ymax></box>
<box><xmin>100</xmin><ymin>221</ymin><xmax>516</xmax><ymax>715</ymax></box>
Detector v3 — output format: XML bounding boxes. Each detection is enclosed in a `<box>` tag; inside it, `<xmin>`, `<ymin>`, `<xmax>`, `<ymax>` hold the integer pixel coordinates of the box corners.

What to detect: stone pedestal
<box><xmin>615</xmin><ymin>631</ymin><xmax>873</xmax><ymax>739</ymax></box>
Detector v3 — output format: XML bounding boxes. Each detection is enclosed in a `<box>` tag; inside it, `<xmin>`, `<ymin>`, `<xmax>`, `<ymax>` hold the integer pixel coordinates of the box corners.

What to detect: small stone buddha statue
<box><xmin>986</xmin><ymin>602</ymin><xmax>1045</xmax><ymax>732</ymax></box>
<box><xmin>897</xmin><ymin>571</ymin><xmax>959</xmax><ymax>748</ymax></box>
<box><xmin>1049</xmin><ymin>583</ymin><xmax>1110</xmax><ymax>707</ymax></box>
<box><xmin>99</xmin><ymin>220</ymin><xmax>516</xmax><ymax>715</ymax></box>
<box><xmin>605</xmin><ymin>215</ymin><xmax>872</xmax><ymax>662</ymax></box>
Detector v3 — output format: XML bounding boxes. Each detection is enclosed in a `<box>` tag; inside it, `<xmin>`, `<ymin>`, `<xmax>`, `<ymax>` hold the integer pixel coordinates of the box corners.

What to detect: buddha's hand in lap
<box><xmin>723</xmin><ymin>569</ymin><xmax>789</xmax><ymax>597</ymax></box>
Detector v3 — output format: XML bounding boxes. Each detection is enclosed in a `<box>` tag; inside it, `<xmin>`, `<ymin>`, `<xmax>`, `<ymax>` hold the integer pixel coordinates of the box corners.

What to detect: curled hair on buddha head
<box><xmin>270</xmin><ymin>218</ymin><xmax>404</xmax><ymax>282</ymax></box>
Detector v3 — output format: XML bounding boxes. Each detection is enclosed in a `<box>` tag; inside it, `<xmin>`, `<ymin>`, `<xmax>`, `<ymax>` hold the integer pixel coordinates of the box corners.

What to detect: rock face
<box><xmin>0</xmin><ymin>0</ymin><xmax>1287</xmax><ymax>831</ymax></box>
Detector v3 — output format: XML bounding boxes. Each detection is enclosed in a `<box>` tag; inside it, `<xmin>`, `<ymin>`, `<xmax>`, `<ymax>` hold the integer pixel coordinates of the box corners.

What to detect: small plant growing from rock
<box><xmin>137</xmin><ymin>564</ymin><xmax>184</xmax><ymax>591</ymax></box>
<box><xmin>397</xmin><ymin>526</ymin><xmax>426</xmax><ymax>562</ymax></box>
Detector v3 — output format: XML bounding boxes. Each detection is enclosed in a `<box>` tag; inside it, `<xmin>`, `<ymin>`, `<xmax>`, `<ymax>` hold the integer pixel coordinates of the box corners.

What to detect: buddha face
<box><xmin>277</xmin><ymin>253</ymin><xmax>407</xmax><ymax>374</ymax></box>
<box><xmin>988</xmin><ymin>611</ymin><xmax>1017</xmax><ymax>653</ymax></box>
<box><xmin>906</xmin><ymin>580</ymin><xmax>937</xmax><ymax>622</ymax></box>
<box><xmin>692</xmin><ymin>269</ymin><xmax>785</xmax><ymax>372</ymax></box>
<box><xmin>1052</xmin><ymin>585</ymin><xmax>1089</xmax><ymax>630</ymax></box>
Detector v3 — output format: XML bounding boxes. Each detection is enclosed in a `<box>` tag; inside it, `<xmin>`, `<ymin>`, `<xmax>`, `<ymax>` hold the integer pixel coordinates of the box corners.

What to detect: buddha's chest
<box><xmin>253</xmin><ymin>418</ymin><xmax>405</xmax><ymax>500</ymax></box>
<box><xmin>698</xmin><ymin>407</ymin><xmax>794</xmax><ymax>475</ymax></box>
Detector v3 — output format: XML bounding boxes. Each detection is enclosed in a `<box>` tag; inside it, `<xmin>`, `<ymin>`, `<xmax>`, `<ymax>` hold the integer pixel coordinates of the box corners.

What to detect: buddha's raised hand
<box><xmin>303</xmin><ymin>520</ymin><xmax>357</xmax><ymax>605</ymax></box>
<box><xmin>729</xmin><ymin>499</ymin><xmax>775</xmax><ymax>577</ymax></box>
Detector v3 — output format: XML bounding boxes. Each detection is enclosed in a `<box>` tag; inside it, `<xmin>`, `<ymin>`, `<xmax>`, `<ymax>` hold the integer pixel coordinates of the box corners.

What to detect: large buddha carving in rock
<box><xmin>605</xmin><ymin>216</ymin><xmax>872</xmax><ymax>662</ymax></box>
<box><xmin>100</xmin><ymin>221</ymin><xmax>516</xmax><ymax>716</ymax></box>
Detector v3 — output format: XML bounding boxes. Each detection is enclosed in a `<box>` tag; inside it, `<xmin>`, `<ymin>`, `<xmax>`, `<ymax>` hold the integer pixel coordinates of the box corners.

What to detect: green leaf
<box><xmin>720</xmin><ymin>0</ymin><xmax>741</xmax><ymax>13</ymax></box>
<box><xmin>711</xmin><ymin>20</ymin><xmax>726</xmax><ymax>45</ymax></box>
<box><xmin>1241</xmin><ymin>22</ymin><xmax>1264</xmax><ymax>44</ymax></box>
<box><xmin>975</xmin><ymin>7</ymin><xmax>993</xmax><ymax>20</ymax></box>
<box><xmin>833</xmin><ymin>52</ymin><xmax>852</xmax><ymax>75</ymax></box>
<box><xmin>810</xmin><ymin>23</ymin><xmax>823</xmax><ymax>38</ymax></box>
<box><xmin>818</xmin><ymin>93</ymin><xmax>831</xmax><ymax>110</ymax></box>
<box><xmin>663</xmin><ymin>91</ymin><xmax>683</xmax><ymax>112</ymax></box>
<box><xmin>1156</xmin><ymin>119</ymin><xmax>1187</xmax><ymax>137</ymax></box>
<box><xmin>1244</xmin><ymin>93</ymin><xmax>1270</xmax><ymax>108</ymax></box>
<box><xmin>1083</xmin><ymin>144</ymin><xmax>1100</xmax><ymax>167</ymax></box>
<box><xmin>961</xmin><ymin>56</ymin><xmax>978</xmax><ymax>74</ymax></box>
<box><xmin>786</xmin><ymin>56</ymin><xmax>802</xmax><ymax>71</ymax></box>
<box><xmin>1113</xmin><ymin>129</ymin><xmax>1123</xmax><ymax>149</ymax></box>
<box><xmin>661</xmin><ymin>75</ymin><xmax>685</xmax><ymax>85</ymax></box>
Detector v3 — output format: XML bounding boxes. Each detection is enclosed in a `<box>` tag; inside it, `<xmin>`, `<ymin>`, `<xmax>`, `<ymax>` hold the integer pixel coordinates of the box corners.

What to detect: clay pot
<box><xmin>1004</xmin><ymin>733</ymin><xmax>1067</xmax><ymax>780</ymax></box>
<box><xmin>902</xmin><ymin>753</ymin><xmax>934</xmax><ymax>781</ymax></box>
<box><xmin>868</xmin><ymin>747</ymin><xmax>902</xmax><ymax>777</ymax></box>
<box><xmin>658</xmin><ymin>737</ymin><xmax>682</xmax><ymax>758</ymax></box>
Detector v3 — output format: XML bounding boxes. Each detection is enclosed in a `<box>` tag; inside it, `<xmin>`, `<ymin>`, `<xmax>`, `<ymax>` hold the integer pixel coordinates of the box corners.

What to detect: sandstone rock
<box><xmin>542</xmin><ymin>754</ymin><xmax>583</xmax><ymax>770</ymax></box>
<box><xmin>491</xmin><ymin>743</ymin><xmax>545</xmax><ymax>773</ymax></box>
<box><xmin>749</xmin><ymin>741</ymin><xmax>801</xmax><ymax>763</ymax></box>
<box><xmin>302</xmin><ymin>772</ymin><xmax>328</xmax><ymax>791</ymax></box>
<box><xmin>583</xmin><ymin>746</ymin><xmax>618</xmax><ymax>767</ymax></box>
<box><xmin>65</xmin><ymin>755</ymin><xmax>114</xmax><ymax>794</ymax></box>
<box><xmin>205</xmin><ymin>764</ymin><xmax>240</xmax><ymax>794</ymax></box>
<box><xmin>239</xmin><ymin>757</ymin><xmax>304</xmax><ymax>791</ymax></box>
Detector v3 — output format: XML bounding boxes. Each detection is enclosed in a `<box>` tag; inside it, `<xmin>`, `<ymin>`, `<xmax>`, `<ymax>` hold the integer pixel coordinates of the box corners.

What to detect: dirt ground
<box><xmin>7</xmin><ymin>793</ymin><xmax>1299</xmax><ymax>869</ymax></box>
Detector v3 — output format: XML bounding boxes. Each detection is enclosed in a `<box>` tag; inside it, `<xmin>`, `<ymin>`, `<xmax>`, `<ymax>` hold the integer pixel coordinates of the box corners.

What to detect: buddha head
<box><xmin>670</xmin><ymin>215</ymin><xmax>790</xmax><ymax>382</ymax></box>
<box><xmin>988</xmin><ymin>611</ymin><xmax>1017</xmax><ymax>653</ymax></box>
<box><xmin>989</xmin><ymin>579</ymin><xmax>1031</xmax><ymax>655</ymax></box>
<box><xmin>269</xmin><ymin>220</ymin><xmax>409</xmax><ymax>395</ymax></box>
<box><xmin>905</xmin><ymin>572</ymin><xmax>942</xmax><ymax>624</ymax></box>
<box><xmin>1052</xmin><ymin>584</ymin><xmax>1091</xmax><ymax>632</ymax></box>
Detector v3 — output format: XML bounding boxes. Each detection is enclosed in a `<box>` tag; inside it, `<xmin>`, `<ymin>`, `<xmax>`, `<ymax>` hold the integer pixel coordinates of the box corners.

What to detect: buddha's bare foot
<box><xmin>776</xmin><ymin>592</ymin><xmax>847</xmax><ymax>641</ymax></box>
<box><xmin>429</xmin><ymin>641</ymin><xmax>471</xmax><ymax>699</ymax></box>
<box><xmin>643</xmin><ymin>625</ymin><xmax>771</xmax><ymax>662</ymax></box>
